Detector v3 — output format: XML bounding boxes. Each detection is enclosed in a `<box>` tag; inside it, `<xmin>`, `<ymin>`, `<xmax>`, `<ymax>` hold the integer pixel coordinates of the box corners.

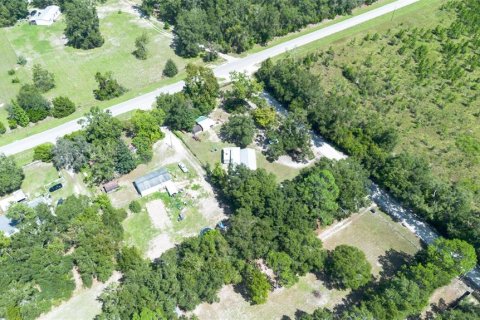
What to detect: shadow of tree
<box><xmin>378</xmin><ymin>249</ymin><xmax>413</xmax><ymax>280</ymax></box>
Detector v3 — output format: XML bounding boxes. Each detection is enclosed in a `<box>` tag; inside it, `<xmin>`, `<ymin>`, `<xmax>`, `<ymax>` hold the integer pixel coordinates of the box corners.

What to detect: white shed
<box><xmin>0</xmin><ymin>190</ymin><xmax>27</xmax><ymax>213</ymax></box>
<box><xmin>30</xmin><ymin>6</ymin><xmax>61</xmax><ymax>26</ymax></box>
<box><xmin>222</xmin><ymin>147</ymin><xmax>257</xmax><ymax>170</ymax></box>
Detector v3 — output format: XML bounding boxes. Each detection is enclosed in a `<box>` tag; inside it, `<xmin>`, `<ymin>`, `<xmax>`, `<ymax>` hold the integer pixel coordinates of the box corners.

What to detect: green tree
<box><xmin>6</xmin><ymin>203</ymin><xmax>36</xmax><ymax>223</ymax></box>
<box><xmin>53</xmin><ymin>136</ymin><xmax>90</xmax><ymax>172</ymax></box>
<box><xmin>0</xmin><ymin>0</ymin><xmax>28</xmax><ymax>27</ymax></box>
<box><xmin>131</xmin><ymin>110</ymin><xmax>165</xmax><ymax>144</ymax></box>
<box><xmin>0</xmin><ymin>154</ymin><xmax>24</xmax><ymax>196</ymax></box>
<box><xmin>183</xmin><ymin>64</ymin><xmax>219</xmax><ymax>114</ymax></box>
<box><xmin>424</xmin><ymin>238</ymin><xmax>477</xmax><ymax>277</ymax></box>
<box><xmin>252</xmin><ymin>106</ymin><xmax>276</xmax><ymax>129</ymax></box>
<box><xmin>16</xmin><ymin>84</ymin><xmax>51</xmax><ymax>123</ymax></box>
<box><xmin>244</xmin><ymin>264</ymin><xmax>271</xmax><ymax>304</ymax></box>
<box><xmin>226</xmin><ymin>71</ymin><xmax>263</xmax><ymax>103</ymax></box>
<box><xmin>266</xmin><ymin>251</ymin><xmax>298</xmax><ymax>287</ymax></box>
<box><xmin>326</xmin><ymin>245</ymin><xmax>372</xmax><ymax>290</ymax></box>
<box><xmin>52</xmin><ymin>96</ymin><xmax>76</xmax><ymax>118</ymax></box>
<box><xmin>163</xmin><ymin>59</ymin><xmax>178</xmax><ymax>77</ymax></box>
<box><xmin>64</xmin><ymin>0</ymin><xmax>104</xmax><ymax>49</ymax></box>
<box><xmin>82</xmin><ymin>107</ymin><xmax>123</xmax><ymax>142</ymax></box>
<box><xmin>220</xmin><ymin>114</ymin><xmax>255</xmax><ymax>148</ymax></box>
<box><xmin>156</xmin><ymin>93</ymin><xmax>197</xmax><ymax>131</ymax></box>
<box><xmin>129</xmin><ymin>200</ymin><xmax>141</xmax><ymax>213</ymax></box>
<box><xmin>114</xmin><ymin>140</ymin><xmax>137</xmax><ymax>175</ymax></box>
<box><xmin>32</xmin><ymin>64</ymin><xmax>55</xmax><ymax>93</ymax></box>
<box><xmin>7</xmin><ymin>101</ymin><xmax>29</xmax><ymax>128</ymax></box>
<box><xmin>93</xmin><ymin>72</ymin><xmax>126</xmax><ymax>101</ymax></box>
<box><xmin>173</xmin><ymin>9</ymin><xmax>206</xmax><ymax>57</ymax></box>
<box><xmin>33</xmin><ymin>143</ymin><xmax>54</xmax><ymax>162</ymax></box>
<box><xmin>133</xmin><ymin>32</ymin><xmax>150</xmax><ymax>60</ymax></box>
<box><xmin>0</xmin><ymin>121</ymin><xmax>6</xmax><ymax>134</ymax></box>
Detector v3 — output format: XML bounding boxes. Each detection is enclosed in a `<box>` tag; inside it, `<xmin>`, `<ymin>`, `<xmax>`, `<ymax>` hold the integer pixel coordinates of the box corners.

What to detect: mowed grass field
<box><xmin>0</xmin><ymin>0</ymin><xmax>192</xmax><ymax>145</ymax></box>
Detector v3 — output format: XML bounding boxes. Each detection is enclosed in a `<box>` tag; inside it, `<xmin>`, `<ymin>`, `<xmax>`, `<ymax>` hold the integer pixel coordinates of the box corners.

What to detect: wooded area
<box><xmin>141</xmin><ymin>0</ymin><xmax>378</xmax><ymax>56</ymax></box>
<box><xmin>256</xmin><ymin>0</ymin><xmax>480</xmax><ymax>262</ymax></box>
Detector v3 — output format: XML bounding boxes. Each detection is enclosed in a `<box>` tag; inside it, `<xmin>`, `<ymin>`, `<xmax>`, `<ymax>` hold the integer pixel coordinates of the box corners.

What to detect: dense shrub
<box><xmin>52</xmin><ymin>96</ymin><xmax>76</xmax><ymax>118</ymax></box>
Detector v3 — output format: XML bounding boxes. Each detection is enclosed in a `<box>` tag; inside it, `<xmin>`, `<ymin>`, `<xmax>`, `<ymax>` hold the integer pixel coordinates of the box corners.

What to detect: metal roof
<box><xmin>133</xmin><ymin>168</ymin><xmax>172</xmax><ymax>193</ymax></box>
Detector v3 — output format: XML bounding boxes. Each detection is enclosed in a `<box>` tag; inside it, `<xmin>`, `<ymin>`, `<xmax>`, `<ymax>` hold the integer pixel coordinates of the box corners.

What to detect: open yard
<box><xmin>115</xmin><ymin>128</ymin><xmax>226</xmax><ymax>259</ymax></box>
<box><xmin>19</xmin><ymin>161</ymin><xmax>90</xmax><ymax>203</ymax></box>
<box><xmin>0</xmin><ymin>0</ymin><xmax>193</xmax><ymax>145</ymax></box>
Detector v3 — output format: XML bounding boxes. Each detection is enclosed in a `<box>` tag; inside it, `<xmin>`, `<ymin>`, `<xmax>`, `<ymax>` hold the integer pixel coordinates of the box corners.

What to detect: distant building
<box><xmin>0</xmin><ymin>216</ymin><xmax>19</xmax><ymax>237</ymax></box>
<box><xmin>103</xmin><ymin>181</ymin><xmax>120</xmax><ymax>194</ymax></box>
<box><xmin>222</xmin><ymin>147</ymin><xmax>257</xmax><ymax>170</ymax></box>
<box><xmin>30</xmin><ymin>5</ymin><xmax>61</xmax><ymax>26</ymax></box>
<box><xmin>134</xmin><ymin>168</ymin><xmax>172</xmax><ymax>197</ymax></box>
<box><xmin>193</xmin><ymin>116</ymin><xmax>215</xmax><ymax>134</ymax></box>
<box><xmin>0</xmin><ymin>190</ymin><xmax>27</xmax><ymax>213</ymax></box>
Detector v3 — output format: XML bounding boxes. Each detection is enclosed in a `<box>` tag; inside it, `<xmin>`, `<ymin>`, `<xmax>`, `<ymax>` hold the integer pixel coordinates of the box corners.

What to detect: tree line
<box><xmin>255</xmin><ymin>0</ymin><xmax>480</xmax><ymax>262</ymax></box>
<box><xmin>0</xmin><ymin>195</ymin><xmax>125</xmax><ymax>320</ymax></box>
<box><xmin>141</xmin><ymin>0</ymin><xmax>378</xmax><ymax>57</ymax></box>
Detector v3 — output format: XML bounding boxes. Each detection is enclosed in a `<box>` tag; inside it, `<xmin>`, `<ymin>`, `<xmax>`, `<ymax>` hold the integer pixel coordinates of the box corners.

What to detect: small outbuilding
<box><xmin>222</xmin><ymin>147</ymin><xmax>257</xmax><ymax>170</ymax></box>
<box><xmin>193</xmin><ymin>116</ymin><xmax>215</xmax><ymax>133</ymax></box>
<box><xmin>103</xmin><ymin>181</ymin><xmax>120</xmax><ymax>194</ymax></box>
<box><xmin>134</xmin><ymin>168</ymin><xmax>172</xmax><ymax>197</ymax></box>
<box><xmin>30</xmin><ymin>6</ymin><xmax>61</xmax><ymax>26</ymax></box>
<box><xmin>0</xmin><ymin>190</ymin><xmax>27</xmax><ymax>213</ymax></box>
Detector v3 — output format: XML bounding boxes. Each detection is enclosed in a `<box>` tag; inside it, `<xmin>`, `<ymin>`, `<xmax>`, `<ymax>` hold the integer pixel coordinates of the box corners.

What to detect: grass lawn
<box><xmin>123</xmin><ymin>207</ymin><xmax>162</xmax><ymax>253</ymax></box>
<box><xmin>0</xmin><ymin>0</ymin><xmax>195</xmax><ymax>145</ymax></box>
<box><xmin>21</xmin><ymin>162</ymin><xmax>61</xmax><ymax>197</ymax></box>
<box><xmin>322</xmin><ymin>210</ymin><xmax>422</xmax><ymax>276</ymax></box>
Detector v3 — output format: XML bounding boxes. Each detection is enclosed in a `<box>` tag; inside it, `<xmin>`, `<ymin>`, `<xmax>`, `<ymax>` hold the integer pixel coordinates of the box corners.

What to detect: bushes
<box><xmin>0</xmin><ymin>122</ymin><xmax>6</xmax><ymax>134</ymax></box>
<box><xmin>52</xmin><ymin>96</ymin><xmax>76</xmax><ymax>118</ymax></box>
<box><xmin>129</xmin><ymin>200</ymin><xmax>141</xmax><ymax>213</ymax></box>
<box><xmin>243</xmin><ymin>264</ymin><xmax>271</xmax><ymax>304</ymax></box>
<box><xmin>15</xmin><ymin>84</ymin><xmax>50</xmax><ymax>123</ymax></box>
<box><xmin>133</xmin><ymin>32</ymin><xmax>149</xmax><ymax>60</ymax></box>
<box><xmin>93</xmin><ymin>72</ymin><xmax>126</xmax><ymax>101</ymax></box>
<box><xmin>163</xmin><ymin>59</ymin><xmax>178</xmax><ymax>77</ymax></box>
<box><xmin>33</xmin><ymin>143</ymin><xmax>54</xmax><ymax>162</ymax></box>
<box><xmin>32</xmin><ymin>64</ymin><xmax>55</xmax><ymax>93</ymax></box>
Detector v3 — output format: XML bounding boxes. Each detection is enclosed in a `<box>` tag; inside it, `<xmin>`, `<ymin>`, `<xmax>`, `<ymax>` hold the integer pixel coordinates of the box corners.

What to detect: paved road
<box><xmin>0</xmin><ymin>0</ymin><xmax>419</xmax><ymax>156</ymax></box>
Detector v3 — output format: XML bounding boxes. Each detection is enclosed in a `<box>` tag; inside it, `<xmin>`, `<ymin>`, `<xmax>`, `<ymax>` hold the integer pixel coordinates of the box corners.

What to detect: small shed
<box><xmin>195</xmin><ymin>116</ymin><xmax>215</xmax><ymax>131</ymax></box>
<box><xmin>103</xmin><ymin>181</ymin><xmax>120</xmax><ymax>194</ymax></box>
<box><xmin>0</xmin><ymin>190</ymin><xmax>27</xmax><ymax>213</ymax></box>
<box><xmin>134</xmin><ymin>168</ymin><xmax>172</xmax><ymax>197</ymax></box>
<box><xmin>30</xmin><ymin>6</ymin><xmax>61</xmax><ymax>26</ymax></box>
<box><xmin>165</xmin><ymin>181</ymin><xmax>179</xmax><ymax>197</ymax></box>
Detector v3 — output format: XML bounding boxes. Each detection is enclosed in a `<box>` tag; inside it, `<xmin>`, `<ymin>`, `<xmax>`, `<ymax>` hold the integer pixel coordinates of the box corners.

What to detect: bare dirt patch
<box><xmin>147</xmin><ymin>233</ymin><xmax>175</xmax><ymax>260</ymax></box>
<box><xmin>146</xmin><ymin>199</ymin><xmax>171</xmax><ymax>230</ymax></box>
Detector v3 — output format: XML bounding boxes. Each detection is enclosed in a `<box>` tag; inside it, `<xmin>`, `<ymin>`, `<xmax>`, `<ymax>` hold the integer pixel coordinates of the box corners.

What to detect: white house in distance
<box><xmin>133</xmin><ymin>168</ymin><xmax>173</xmax><ymax>197</ymax></box>
<box><xmin>30</xmin><ymin>5</ymin><xmax>61</xmax><ymax>26</ymax></box>
<box><xmin>222</xmin><ymin>147</ymin><xmax>257</xmax><ymax>170</ymax></box>
<box><xmin>0</xmin><ymin>190</ymin><xmax>27</xmax><ymax>213</ymax></box>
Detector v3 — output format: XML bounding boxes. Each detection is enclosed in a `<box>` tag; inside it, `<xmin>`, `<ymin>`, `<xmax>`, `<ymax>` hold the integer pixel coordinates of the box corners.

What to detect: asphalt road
<box><xmin>0</xmin><ymin>0</ymin><xmax>419</xmax><ymax>156</ymax></box>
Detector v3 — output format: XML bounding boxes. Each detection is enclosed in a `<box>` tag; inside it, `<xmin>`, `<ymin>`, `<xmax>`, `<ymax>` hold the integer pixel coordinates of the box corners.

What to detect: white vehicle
<box><xmin>178</xmin><ymin>162</ymin><xmax>189</xmax><ymax>173</ymax></box>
